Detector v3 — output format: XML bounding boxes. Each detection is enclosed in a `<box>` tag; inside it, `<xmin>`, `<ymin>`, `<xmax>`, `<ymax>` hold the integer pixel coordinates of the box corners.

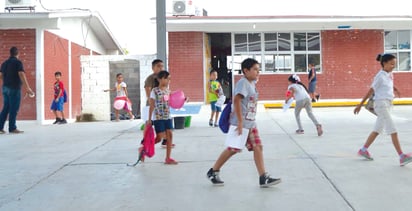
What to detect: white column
<box><xmin>68</xmin><ymin>41</ymin><xmax>72</xmax><ymax>119</ymax></box>
<box><xmin>35</xmin><ymin>28</ymin><xmax>45</xmax><ymax>124</ymax></box>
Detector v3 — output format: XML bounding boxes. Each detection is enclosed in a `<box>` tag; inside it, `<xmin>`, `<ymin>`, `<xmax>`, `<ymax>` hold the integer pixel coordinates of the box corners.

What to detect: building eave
<box><xmin>165</xmin><ymin>15</ymin><xmax>412</xmax><ymax>32</ymax></box>
<box><xmin>0</xmin><ymin>11</ymin><xmax>124</xmax><ymax>54</ymax></box>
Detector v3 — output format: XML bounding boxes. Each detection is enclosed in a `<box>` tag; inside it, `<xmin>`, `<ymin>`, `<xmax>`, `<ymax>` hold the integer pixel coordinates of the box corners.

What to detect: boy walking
<box><xmin>51</xmin><ymin>71</ymin><xmax>67</xmax><ymax>124</ymax></box>
<box><xmin>206</xmin><ymin>58</ymin><xmax>281</xmax><ymax>187</ymax></box>
<box><xmin>208</xmin><ymin>70</ymin><xmax>223</xmax><ymax>127</ymax></box>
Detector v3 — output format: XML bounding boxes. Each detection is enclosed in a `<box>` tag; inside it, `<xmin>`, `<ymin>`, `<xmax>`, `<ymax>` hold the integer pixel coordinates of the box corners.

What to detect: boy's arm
<box><xmin>123</xmin><ymin>87</ymin><xmax>129</xmax><ymax>98</ymax></box>
<box><xmin>234</xmin><ymin>94</ymin><xmax>244</xmax><ymax>135</ymax></box>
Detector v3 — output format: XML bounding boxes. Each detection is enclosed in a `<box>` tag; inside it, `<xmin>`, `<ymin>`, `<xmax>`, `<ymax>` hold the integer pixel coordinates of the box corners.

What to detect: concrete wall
<box><xmin>81</xmin><ymin>55</ymin><xmax>155</xmax><ymax>121</ymax></box>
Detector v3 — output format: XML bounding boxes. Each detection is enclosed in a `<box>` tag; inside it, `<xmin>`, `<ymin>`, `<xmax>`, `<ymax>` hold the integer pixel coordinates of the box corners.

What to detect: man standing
<box><xmin>0</xmin><ymin>46</ymin><xmax>34</xmax><ymax>134</ymax></box>
<box><xmin>308</xmin><ymin>62</ymin><xmax>320</xmax><ymax>103</ymax></box>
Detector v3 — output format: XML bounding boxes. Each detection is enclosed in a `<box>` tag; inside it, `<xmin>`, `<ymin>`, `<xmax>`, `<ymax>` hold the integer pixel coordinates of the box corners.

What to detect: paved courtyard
<box><xmin>1</xmin><ymin>104</ymin><xmax>412</xmax><ymax>211</ymax></box>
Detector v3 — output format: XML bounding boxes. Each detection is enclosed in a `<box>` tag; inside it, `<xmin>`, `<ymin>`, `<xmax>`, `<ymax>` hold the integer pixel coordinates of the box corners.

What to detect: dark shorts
<box><xmin>210</xmin><ymin>101</ymin><xmax>222</xmax><ymax>112</ymax></box>
<box><xmin>50</xmin><ymin>97</ymin><xmax>64</xmax><ymax>111</ymax></box>
<box><xmin>308</xmin><ymin>81</ymin><xmax>317</xmax><ymax>93</ymax></box>
<box><xmin>153</xmin><ymin>119</ymin><xmax>173</xmax><ymax>133</ymax></box>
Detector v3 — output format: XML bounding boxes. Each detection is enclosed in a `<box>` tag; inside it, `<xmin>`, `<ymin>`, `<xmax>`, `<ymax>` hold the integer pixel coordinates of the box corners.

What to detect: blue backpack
<box><xmin>63</xmin><ymin>90</ymin><xmax>68</xmax><ymax>103</ymax></box>
<box><xmin>218</xmin><ymin>101</ymin><xmax>232</xmax><ymax>133</ymax></box>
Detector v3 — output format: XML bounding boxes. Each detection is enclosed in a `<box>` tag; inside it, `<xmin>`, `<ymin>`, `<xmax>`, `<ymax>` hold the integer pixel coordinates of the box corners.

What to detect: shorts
<box><xmin>228</xmin><ymin>127</ymin><xmax>262</xmax><ymax>152</ymax></box>
<box><xmin>308</xmin><ymin>80</ymin><xmax>317</xmax><ymax>93</ymax></box>
<box><xmin>153</xmin><ymin>119</ymin><xmax>173</xmax><ymax>133</ymax></box>
<box><xmin>373</xmin><ymin>100</ymin><xmax>396</xmax><ymax>134</ymax></box>
<box><xmin>210</xmin><ymin>101</ymin><xmax>222</xmax><ymax>112</ymax></box>
<box><xmin>50</xmin><ymin>97</ymin><xmax>64</xmax><ymax>111</ymax></box>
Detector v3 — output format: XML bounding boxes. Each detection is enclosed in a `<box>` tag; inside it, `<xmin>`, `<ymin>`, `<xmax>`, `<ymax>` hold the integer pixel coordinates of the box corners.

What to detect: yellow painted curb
<box><xmin>264</xmin><ymin>100</ymin><xmax>412</xmax><ymax>109</ymax></box>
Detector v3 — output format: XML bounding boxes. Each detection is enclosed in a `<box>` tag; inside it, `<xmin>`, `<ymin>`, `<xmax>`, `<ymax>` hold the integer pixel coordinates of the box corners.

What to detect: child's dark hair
<box><xmin>210</xmin><ymin>69</ymin><xmax>217</xmax><ymax>75</ymax></box>
<box><xmin>54</xmin><ymin>71</ymin><xmax>62</xmax><ymax>76</ymax></box>
<box><xmin>376</xmin><ymin>54</ymin><xmax>396</xmax><ymax>67</ymax></box>
<box><xmin>157</xmin><ymin>70</ymin><xmax>170</xmax><ymax>80</ymax></box>
<box><xmin>116</xmin><ymin>73</ymin><xmax>122</xmax><ymax>78</ymax></box>
<box><xmin>152</xmin><ymin>59</ymin><xmax>163</xmax><ymax>67</ymax></box>
<box><xmin>241</xmin><ymin>58</ymin><xmax>259</xmax><ymax>73</ymax></box>
<box><xmin>288</xmin><ymin>74</ymin><xmax>309</xmax><ymax>92</ymax></box>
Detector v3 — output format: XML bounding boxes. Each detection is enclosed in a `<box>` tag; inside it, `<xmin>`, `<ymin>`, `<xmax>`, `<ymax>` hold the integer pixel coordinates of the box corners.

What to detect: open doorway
<box><xmin>209</xmin><ymin>33</ymin><xmax>232</xmax><ymax>101</ymax></box>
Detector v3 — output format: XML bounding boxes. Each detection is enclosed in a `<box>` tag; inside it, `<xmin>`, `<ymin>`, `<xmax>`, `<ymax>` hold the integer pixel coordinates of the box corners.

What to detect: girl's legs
<box><xmin>391</xmin><ymin>132</ymin><xmax>403</xmax><ymax>155</ymax></box>
<box><xmin>294</xmin><ymin>100</ymin><xmax>304</xmax><ymax>131</ymax></box>
<box><xmin>303</xmin><ymin>99</ymin><xmax>320</xmax><ymax>126</ymax></box>
<box><xmin>115</xmin><ymin>110</ymin><xmax>119</xmax><ymax>121</ymax></box>
<box><xmin>209</xmin><ymin>111</ymin><xmax>215</xmax><ymax>126</ymax></box>
<box><xmin>165</xmin><ymin>129</ymin><xmax>174</xmax><ymax>159</ymax></box>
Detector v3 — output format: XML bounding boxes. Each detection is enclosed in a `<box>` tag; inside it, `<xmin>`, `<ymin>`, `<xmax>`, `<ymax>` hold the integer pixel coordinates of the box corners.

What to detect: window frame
<box><xmin>231</xmin><ymin>32</ymin><xmax>322</xmax><ymax>74</ymax></box>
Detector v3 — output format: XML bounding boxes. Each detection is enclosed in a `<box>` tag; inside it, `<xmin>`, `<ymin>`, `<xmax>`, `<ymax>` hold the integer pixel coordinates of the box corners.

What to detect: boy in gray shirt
<box><xmin>206</xmin><ymin>58</ymin><xmax>281</xmax><ymax>187</ymax></box>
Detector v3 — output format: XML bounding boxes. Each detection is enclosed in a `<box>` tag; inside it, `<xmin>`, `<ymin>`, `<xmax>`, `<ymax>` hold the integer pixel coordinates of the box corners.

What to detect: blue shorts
<box><xmin>210</xmin><ymin>101</ymin><xmax>222</xmax><ymax>112</ymax></box>
<box><xmin>153</xmin><ymin>119</ymin><xmax>173</xmax><ymax>133</ymax></box>
<box><xmin>308</xmin><ymin>81</ymin><xmax>317</xmax><ymax>93</ymax></box>
<box><xmin>50</xmin><ymin>97</ymin><xmax>64</xmax><ymax>111</ymax></box>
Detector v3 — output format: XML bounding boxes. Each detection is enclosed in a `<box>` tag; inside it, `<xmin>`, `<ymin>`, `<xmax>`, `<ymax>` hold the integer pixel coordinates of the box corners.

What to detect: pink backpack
<box><xmin>142</xmin><ymin>124</ymin><xmax>155</xmax><ymax>158</ymax></box>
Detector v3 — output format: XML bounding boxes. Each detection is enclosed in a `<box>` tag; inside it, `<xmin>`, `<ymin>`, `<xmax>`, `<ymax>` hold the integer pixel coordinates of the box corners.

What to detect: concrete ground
<box><xmin>1</xmin><ymin>104</ymin><xmax>412</xmax><ymax>211</ymax></box>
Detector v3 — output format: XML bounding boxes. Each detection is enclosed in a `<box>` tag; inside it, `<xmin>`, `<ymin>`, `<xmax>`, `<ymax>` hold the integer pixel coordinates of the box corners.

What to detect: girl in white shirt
<box><xmin>354</xmin><ymin>54</ymin><xmax>412</xmax><ymax>166</ymax></box>
<box><xmin>285</xmin><ymin>74</ymin><xmax>323</xmax><ymax>136</ymax></box>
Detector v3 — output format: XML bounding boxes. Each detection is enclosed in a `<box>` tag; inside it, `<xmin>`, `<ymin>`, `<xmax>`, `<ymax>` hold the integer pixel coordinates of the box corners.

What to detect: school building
<box><xmin>0</xmin><ymin>11</ymin><xmax>123</xmax><ymax>123</ymax></box>
<box><xmin>166</xmin><ymin>15</ymin><xmax>412</xmax><ymax>102</ymax></box>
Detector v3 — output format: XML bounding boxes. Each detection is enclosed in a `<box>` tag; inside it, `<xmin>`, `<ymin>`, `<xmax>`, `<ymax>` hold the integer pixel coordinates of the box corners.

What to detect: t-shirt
<box><xmin>53</xmin><ymin>81</ymin><xmax>64</xmax><ymax>99</ymax></box>
<box><xmin>150</xmin><ymin>87</ymin><xmax>171</xmax><ymax>120</ymax></box>
<box><xmin>208</xmin><ymin>80</ymin><xmax>222</xmax><ymax>102</ymax></box>
<box><xmin>116</xmin><ymin>81</ymin><xmax>127</xmax><ymax>97</ymax></box>
<box><xmin>144</xmin><ymin>73</ymin><xmax>158</xmax><ymax>90</ymax></box>
<box><xmin>229</xmin><ymin>77</ymin><xmax>258</xmax><ymax>129</ymax></box>
<box><xmin>144</xmin><ymin>73</ymin><xmax>159</xmax><ymax>106</ymax></box>
<box><xmin>288</xmin><ymin>83</ymin><xmax>310</xmax><ymax>101</ymax></box>
<box><xmin>0</xmin><ymin>56</ymin><xmax>24</xmax><ymax>89</ymax></box>
<box><xmin>372</xmin><ymin>70</ymin><xmax>394</xmax><ymax>101</ymax></box>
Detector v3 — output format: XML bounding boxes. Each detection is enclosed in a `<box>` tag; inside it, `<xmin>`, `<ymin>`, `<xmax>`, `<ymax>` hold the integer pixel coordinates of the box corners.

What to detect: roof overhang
<box><xmin>166</xmin><ymin>15</ymin><xmax>412</xmax><ymax>32</ymax></box>
<box><xmin>0</xmin><ymin>11</ymin><xmax>124</xmax><ymax>54</ymax></box>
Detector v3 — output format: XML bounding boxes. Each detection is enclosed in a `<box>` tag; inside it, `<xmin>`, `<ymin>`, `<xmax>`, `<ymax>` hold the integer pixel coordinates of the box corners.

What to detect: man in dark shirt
<box><xmin>0</xmin><ymin>46</ymin><xmax>34</xmax><ymax>134</ymax></box>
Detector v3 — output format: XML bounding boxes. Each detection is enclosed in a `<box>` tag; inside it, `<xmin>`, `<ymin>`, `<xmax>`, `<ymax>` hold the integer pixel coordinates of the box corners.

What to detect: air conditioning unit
<box><xmin>5</xmin><ymin>0</ymin><xmax>36</xmax><ymax>9</ymax></box>
<box><xmin>172</xmin><ymin>0</ymin><xmax>195</xmax><ymax>16</ymax></box>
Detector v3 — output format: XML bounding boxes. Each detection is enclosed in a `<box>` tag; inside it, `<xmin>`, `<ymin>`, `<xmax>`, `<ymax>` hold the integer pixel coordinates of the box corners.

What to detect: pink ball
<box><xmin>169</xmin><ymin>90</ymin><xmax>185</xmax><ymax>109</ymax></box>
<box><xmin>113</xmin><ymin>99</ymin><xmax>126</xmax><ymax>110</ymax></box>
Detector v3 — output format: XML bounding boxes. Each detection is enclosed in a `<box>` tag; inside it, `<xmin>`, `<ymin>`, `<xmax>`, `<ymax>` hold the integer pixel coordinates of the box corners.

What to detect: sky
<box><xmin>1</xmin><ymin>0</ymin><xmax>411</xmax><ymax>55</ymax></box>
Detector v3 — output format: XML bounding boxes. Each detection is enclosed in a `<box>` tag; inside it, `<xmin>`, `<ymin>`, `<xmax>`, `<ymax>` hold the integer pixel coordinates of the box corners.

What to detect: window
<box><xmin>232</xmin><ymin>32</ymin><xmax>321</xmax><ymax>73</ymax></box>
<box><xmin>385</xmin><ymin>30</ymin><xmax>411</xmax><ymax>71</ymax></box>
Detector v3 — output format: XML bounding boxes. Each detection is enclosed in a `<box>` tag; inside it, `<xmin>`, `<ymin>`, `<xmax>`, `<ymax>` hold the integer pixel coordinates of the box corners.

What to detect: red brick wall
<box><xmin>71</xmin><ymin>43</ymin><xmax>92</xmax><ymax>118</ymax></box>
<box><xmin>44</xmin><ymin>31</ymin><xmax>69</xmax><ymax>119</ymax></box>
<box><xmin>173</xmin><ymin>30</ymin><xmax>412</xmax><ymax>101</ymax></box>
<box><xmin>320</xmin><ymin>30</ymin><xmax>383</xmax><ymax>99</ymax></box>
<box><xmin>0</xmin><ymin>29</ymin><xmax>36</xmax><ymax>120</ymax></box>
<box><xmin>44</xmin><ymin>31</ymin><xmax>94</xmax><ymax>120</ymax></box>
<box><xmin>168</xmin><ymin>32</ymin><xmax>204</xmax><ymax>101</ymax></box>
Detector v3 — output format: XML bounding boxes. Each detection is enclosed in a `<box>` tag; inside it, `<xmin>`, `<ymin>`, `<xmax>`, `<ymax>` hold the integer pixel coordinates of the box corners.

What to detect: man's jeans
<box><xmin>0</xmin><ymin>86</ymin><xmax>21</xmax><ymax>132</ymax></box>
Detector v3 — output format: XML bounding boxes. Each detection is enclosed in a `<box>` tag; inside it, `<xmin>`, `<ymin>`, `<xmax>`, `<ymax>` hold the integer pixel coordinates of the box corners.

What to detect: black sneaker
<box><xmin>53</xmin><ymin>118</ymin><xmax>60</xmax><ymax>124</ymax></box>
<box><xmin>311</xmin><ymin>98</ymin><xmax>316</xmax><ymax>103</ymax></box>
<box><xmin>58</xmin><ymin>119</ymin><xmax>67</xmax><ymax>124</ymax></box>
<box><xmin>259</xmin><ymin>173</ymin><xmax>281</xmax><ymax>188</ymax></box>
<box><xmin>206</xmin><ymin>168</ymin><xmax>224</xmax><ymax>186</ymax></box>
<box><xmin>209</xmin><ymin>119</ymin><xmax>213</xmax><ymax>126</ymax></box>
<box><xmin>316</xmin><ymin>94</ymin><xmax>320</xmax><ymax>101</ymax></box>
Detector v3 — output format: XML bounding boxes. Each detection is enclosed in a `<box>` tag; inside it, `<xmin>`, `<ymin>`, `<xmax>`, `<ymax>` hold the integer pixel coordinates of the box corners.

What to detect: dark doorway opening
<box><xmin>209</xmin><ymin>33</ymin><xmax>232</xmax><ymax>101</ymax></box>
